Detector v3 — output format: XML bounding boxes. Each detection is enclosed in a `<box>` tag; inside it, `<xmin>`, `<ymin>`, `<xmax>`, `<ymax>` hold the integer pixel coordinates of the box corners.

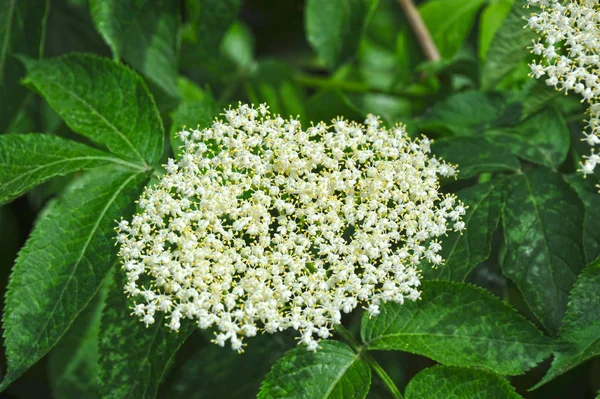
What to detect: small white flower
<box><xmin>526</xmin><ymin>0</ymin><xmax>600</xmax><ymax>176</ymax></box>
<box><xmin>116</xmin><ymin>103</ymin><xmax>464</xmax><ymax>351</ymax></box>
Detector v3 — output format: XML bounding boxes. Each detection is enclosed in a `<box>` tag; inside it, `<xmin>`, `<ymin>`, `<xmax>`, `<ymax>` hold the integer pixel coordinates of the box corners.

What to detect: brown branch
<box><xmin>397</xmin><ymin>0</ymin><xmax>441</xmax><ymax>62</ymax></box>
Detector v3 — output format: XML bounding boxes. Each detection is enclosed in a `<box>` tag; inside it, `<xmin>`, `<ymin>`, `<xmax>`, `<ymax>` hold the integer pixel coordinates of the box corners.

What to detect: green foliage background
<box><xmin>0</xmin><ymin>0</ymin><xmax>599</xmax><ymax>397</ymax></box>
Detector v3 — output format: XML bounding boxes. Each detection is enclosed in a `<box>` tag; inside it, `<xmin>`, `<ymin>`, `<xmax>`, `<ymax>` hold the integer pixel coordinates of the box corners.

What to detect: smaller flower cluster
<box><xmin>526</xmin><ymin>0</ymin><xmax>600</xmax><ymax>176</ymax></box>
<box><xmin>116</xmin><ymin>103</ymin><xmax>465</xmax><ymax>351</ymax></box>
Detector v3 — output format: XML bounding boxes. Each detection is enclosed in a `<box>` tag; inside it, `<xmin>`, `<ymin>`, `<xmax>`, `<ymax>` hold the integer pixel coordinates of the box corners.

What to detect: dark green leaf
<box><xmin>245</xmin><ymin>60</ymin><xmax>307</xmax><ymax>119</ymax></box>
<box><xmin>169</xmin><ymin>95</ymin><xmax>220</xmax><ymax>159</ymax></box>
<box><xmin>419</xmin><ymin>0</ymin><xmax>487</xmax><ymax>60</ymax></box>
<box><xmin>0</xmin><ymin>133</ymin><xmax>142</xmax><ymax>205</ymax></box>
<box><xmin>91</xmin><ymin>0</ymin><xmax>180</xmax><ymax>97</ymax></box>
<box><xmin>361</xmin><ymin>281</ymin><xmax>552</xmax><ymax>375</ymax></box>
<box><xmin>421</xmin><ymin>180</ymin><xmax>505</xmax><ymax>281</ymax></box>
<box><xmin>183</xmin><ymin>0</ymin><xmax>242</xmax><ymax>56</ymax></box>
<box><xmin>405</xmin><ymin>365</ymin><xmax>522</xmax><ymax>398</ymax></box>
<box><xmin>518</xmin><ymin>80</ymin><xmax>560</xmax><ymax>120</ymax></box>
<box><xmin>501</xmin><ymin>167</ymin><xmax>586</xmax><ymax>335</ymax></box>
<box><xmin>478</xmin><ymin>0</ymin><xmax>514</xmax><ymax>62</ymax></box>
<box><xmin>98</xmin><ymin>268</ymin><xmax>194</xmax><ymax>399</ymax></box>
<box><xmin>258</xmin><ymin>340</ymin><xmax>370</xmax><ymax>399</ymax></box>
<box><xmin>486</xmin><ymin>107</ymin><xmax>569</xmax><ymax>170</ymax></box>
<box><xmin>305</xmin><ymin>0</ymin><xmax>378</xmax><ymax>70</ymax></box>
<box><xmin>305</xmin><ymin>90</ymin><xmax>364</xmax><ymax>125</ymax></box>
<box><xmin>533</xmin><ymin>261</ymin><xmax>600</xmax><ymax>389</ymax></box>
<box><xmin>48</xmin><ymin>275</ymin><xmax>111</xmax><ymax>399</ymax></box>
<box><xmin>431</xmin><ymin>136</ymin><xmax>520</xmax><ymax>179</ymax></box>
<box><xmin>89</xmin><ymin>0</ymin><xmax>146</xmax><ymax>60</ymax></box>
<box><xmin>566</xmin><ymin>175</ymin><xmax>600</xmax><ymax>263</ymax></box>
<box><xmin>1</xmin><ymin>166</ymin><xmax>150</xmax><ymax>391</ymax></box>
<box><xmin>22</xmin><ymin>53</ymin><xmax>164</xmax><ymax>165</ymax></box>
<box><xmin>482</xmin><ymin>0</ymin><xmax>534</xmax><ymax>90</ymax></box>
<box><xmin>422</xmin><ymin>92</ymin><xmax>522</xmax><ymax>136</ymax></box>
<box><xmin>168</xmin><ymin>333</ymin><xmax>294</xmax><ymax>399</ymax></box>
<box><xmin>0</xmin><ymin>0</ymin><xmax>48</xmax><ymax>132</ymax></box>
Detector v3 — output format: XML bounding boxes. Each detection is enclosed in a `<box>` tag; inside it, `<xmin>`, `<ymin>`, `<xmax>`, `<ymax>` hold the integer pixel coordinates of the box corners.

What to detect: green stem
<box><xmin>294</xmin><ymin>74</ymin><xmax>425</xmax><ymax>99</ymax></box>
<box><xmin>334</xmin><ymin>325</ymin><xmax>404</xmax><ymax>399</ymax></box>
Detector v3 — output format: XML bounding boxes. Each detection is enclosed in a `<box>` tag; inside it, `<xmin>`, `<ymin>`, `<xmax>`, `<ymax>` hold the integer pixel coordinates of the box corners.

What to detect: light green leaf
<box><xmin>48</xmin><ymin>274</ymin><xmax>111</xmax><ymax>399</ymax></box>
<box><xmin>305</xmin><ymin>0</ymin><xmax>378</xmax><ymax>70</ymax></box>
<box><xmin>169</xmin><ymin>95</ymin><xmax>220</xmax><ymax>159</ymax></box>
<box><xmin>0</xmin><ymin>0</ymin><xmax>48</xmax><ymax>132</ymax></box>
<box><xmin>22</xmin><ymin>53</ymin><xmax>164</xmax><ymax>166</ymax></box>
<box><xmin>405</xmin><ymin>365</ymin><xmax>522</xmax><ymax>399</ymax></box>
<box><xmin>501</xmin><ymin>167</ymin><xmax>586</xmax><ymax>335</ymax></box>
<box><xmin>361</xmin><ymin>281</ymin><xmax>552</xmax><ymax>375</ymax></box>
<box><xmin>167</xmin><ymin>334</ymin><xmax>294</xmax><ymax>399</ymax></box>
<box><xmin>258</xmin><ymin>340</ymin><xmax>371</xmax><ymax>399</ymax></box>
<box><xmin>482</xmin><ymin>0</ymin><xmax>534</xmax><ymax>90</ymax></box>
<box><xmin>1</xmin><ymin>166</ymin><xmax>150</xmax><ymax>391</ymax></box>
<box><xmin>421</xmin><ymin>92</ymin><xmax>522</xmax><ymax>136</ymax></box>
<box><xmin>221</xmin><ymin>22</ymin><xmax>255</xmax><ymax>70</ymax></box>
<box><xmin>566</xmin><ymin>175</ymin><xmax>600</xmax><ymax>263</ymax></box>
<box><xmin>419</xmin><ymin>0</ymin><xmax>487</xmax><ymax>60</ymax></box>
<box><xmin>486</xmin><ymin>107</ymin><xmax>569</xmax><ymax>170</ymax></box>
<box><xmin>0</xmin><ymin>133</ymin><xmax>142</xmax><ymax>205</ymax></box>
<box><xmin>478</xmin><ymin>0</ymin><xmax>515</xmax><ymax>62</ymax></box>
<box><xmin>533</xmin><ymin>261</ymin><xmax>600</xmax><ymax>389</ymax></box>
<box><xmin>421</xmin><ymin>180</ymin><xmax>505</xmax><ymax>281</ymax></box>
<box><xmin>431</xmin><ymin>136</ymin><xmax>521</xmax><ymax>179</ymax></box>
<box><xmin>89</xmin><ymin>0</ymin><xmax>146</xmax><ymax>60</ymax></box>
<box><xmin>98</xmin><ymin>268</ymin><xmax>194</xmax><ymax>399</ymax></box>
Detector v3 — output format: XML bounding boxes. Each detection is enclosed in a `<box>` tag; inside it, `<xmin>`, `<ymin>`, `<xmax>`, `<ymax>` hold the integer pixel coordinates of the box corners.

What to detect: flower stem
<box><xmin>334</xmin><ymin>324</ymin><xmax>404</xmax><ymax>399</ymax></box>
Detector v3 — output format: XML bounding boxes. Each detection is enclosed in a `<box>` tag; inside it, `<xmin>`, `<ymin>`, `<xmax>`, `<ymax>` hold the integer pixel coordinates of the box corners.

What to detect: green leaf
<box><xmin>169</xmin><ymin>95</ymin><xmax>220</xmax><ymax>159</ymax></box>
<box><xmin>0</xmin><ymin>0</ymin><xmax>48</xmax><ymax>132</ymax></box>
<box><xmin>22</xmin><ymin>53</ymin><xmax>164</xmax><ymax>165</ymax></box>
<box><xmin>305</xmin><ymin>90</ymin><xmax>364</xmax><ymax>125</ymax></box>
<box><xmin>245</xmin><ymin>60</ymin><xmax>307</xmax><ymax>119</ymax></box>
<box><xmin>305</xmin><ymin>0</ymin><xmax>378</xmax><ymax>70</ymax></box>
<box><xmin>419</xmin><ymin>0</ymin><xmax>487</xmax><ymax>60</ymax></box>
<box><xmin>258</xmin><ymin>340</ymin><xmax>371</xmax><ymax>399</ymax></box>
<box><xmin>167</xmin><ymin>334</ymin><xmax>294</xmax><ymax>399</ymax></box>
<box><xmin>431</xmin><ymin>136</ymin><xmax>521</xmax><ymax>179</ymax></box>
<box><xmin>183</xmin><ymin>0</ymin><xmax>242</xmax><ymax>56</ymax></box>
<box><xmin>517</xmin><ymin>80</ymin><xmax>560</xmax><ymax>120</ymax></box>
<box><xmin>501</xmin><ymin>167</ymin><xmax>586</xmax><ymax>335</ymax></box>
<box><xmin>1</xmin><ymin>166</ymin><xmax>150</xmax><ymax>391</ymax></box>
<box><xmin>89</xmin><ymin>0</ymin><xmax>146</xmax><ymax>60</ymax></box>
<box><xmin>421</xmin><ymin>180</ymin><xmax>505</xmax><ymax>281</ymax></box>
<box><xmin>533</xmin><ymin>261</ymin><xmax>600</xmax><ymax>389</ymax></box>
<box><xmin>405</xmin><ymin>365</ymin><xmax>522</xmax><ymax>399</ymax></box>
<box><xmin>98</xmin><ymin>268</ymin><xmax>194</xmax><ymax>399</ymax></box>
<box><xmin>482</xmin><ymin>0</ymin><xmax>534</xmax><ymax>90</ymax></box>
<box><xmin>361</xmin><ymin>281</ymin><xmax>552</xmax><ymax>375</ymax></box>
<box><xmin>0</xmin><ymin>133</ymin><xmax>142</xmax><ymax>205</ymax></box>
<box><xmin>48</xmin><ymin>275</ymin><xmax>111</xmax><ymax>399</ymax></box>
<box><xmin>486</xmin><ymin>107</ymin><xmax>569</xmax><ymax>170</ymax></box>
<box><xmin>422</xmin><ymin>92</ymin><xmax>522</xmax><ymax>136</ymax></box>
<box><xmin>478</xmin><ymin>0</ymin><xmax>515</xmax><ymax>62</ymax></box>
<box><xmin>90</xmin><ymin>0</ymin><xmax>180</xmax><ymax>98</ymax></box>
<box><xmin>566</xmin><ymin>175</ymin><xmax>600</xmax><ymax>263</ymax></box>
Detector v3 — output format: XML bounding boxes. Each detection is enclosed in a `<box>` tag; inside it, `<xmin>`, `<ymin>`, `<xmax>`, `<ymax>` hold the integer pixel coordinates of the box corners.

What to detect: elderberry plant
<box><xmin>0</xmin><ymin>0</ymin><xmax>599</xmax><ymax>398</ymax></box>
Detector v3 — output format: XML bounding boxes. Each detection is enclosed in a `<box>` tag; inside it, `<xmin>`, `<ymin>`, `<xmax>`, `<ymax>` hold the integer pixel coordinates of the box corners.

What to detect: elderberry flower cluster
<box><xmin>526</xmin><ymin>0</ymin><xmax>600</xmax><ymax>176</ymax></box>
<box><xmin>116</xmin><ymin>103</ymin><xmax>465</xmax><ymax>351</ymax></box>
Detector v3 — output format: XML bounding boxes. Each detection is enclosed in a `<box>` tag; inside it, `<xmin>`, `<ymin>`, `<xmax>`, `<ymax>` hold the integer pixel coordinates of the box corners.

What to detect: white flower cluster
<box><xmin>116</xmin><ymin>103</ymin><xmax>465</xmax><ymax>351</ymax></box>
<box><xmin>526</xmin><ymin>0</ymin><xmax>600</xmax><ymax>176</ymax></box>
